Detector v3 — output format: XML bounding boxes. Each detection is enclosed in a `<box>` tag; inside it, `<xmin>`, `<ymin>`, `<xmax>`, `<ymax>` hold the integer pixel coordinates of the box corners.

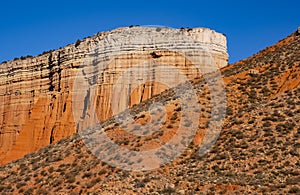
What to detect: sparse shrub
<box><xmin>170</xmin><ymin>113</ymin><xmax>178</xmax><ymax>121</ymax></box>
<box><xmin>16</xmin><ymin>182</ymin><xmax>26</xmax><ymax>189</ymax></box>
<box><xmin>36</xmin><ymin>188</ymin><xmax>49</xmax><ymax>195</ymax></box>
<box><xmin>66</xmin><ymin>172</ymin><xmax>76</xmax><ymax>183</ymax></box>
<box><xmin>51</xmin><ymin>179</ymin><xmax>63</xmax><ymax>187</ymax></box>
<box><xmin>24</xmin><ymin>176</ymin><xmax>30</xmax><ymax>181</ymax></box>
<box><xmin>98</xmin><ymin>169</ymin><xmax>107</xmax><ymax>175</ymax></box>
<box><xmin>48</xmin><ymin>166</ymin><xmax>54</xmax><ymax>173</ymax></box>
<box><xmin>24</xmin><ymin>188</ymin><xmax>34</xmax><ymax>195</ymax></box>
<box><xmin>288</xmin><ymin>186</ymin><xmax>299</xmax><ymax>193</ymax></box>
<box><xmin>75</xmin><ymin>39</ymin><xmax>81</xmax><ymax>47</ymax></box>
<box><xmin>226</xmin><ymin>107</ymin><xmax>233</xmax><ymax>115</ymax></box>
<box><xmin>262</xmin><ymin>121</ymin><xmax>272</xmax><ymax>127</ymax></box>
<box><xmin>40</xmin><ymin>170</ymin><xmax>47</xmax><ymax>176</ymax></box>
<box><xmin>87</xmin><ymin>178</ymin><xmax>100</xmax><ymax>188</ymax></box>
<box><xmin>82</xmin><ymin>172</ymin><xmax>92</xmax><ymax>179</ymax></box>
<box><xmin>134</xmin><ymin>181</ymin><xmax>145</xmax><ymax>188</ymax></box>
<box><xmin>166</xmin><ymin>124</ymin><xmax>173</xmax><ymax>129</ymax></box>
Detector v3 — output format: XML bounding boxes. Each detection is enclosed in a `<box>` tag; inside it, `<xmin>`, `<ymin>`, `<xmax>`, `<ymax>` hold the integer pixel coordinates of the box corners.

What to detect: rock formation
<box><xmin>0</xmin><ymin>26</ymin><xmax>228</xmax><ymax>165</ymax></box>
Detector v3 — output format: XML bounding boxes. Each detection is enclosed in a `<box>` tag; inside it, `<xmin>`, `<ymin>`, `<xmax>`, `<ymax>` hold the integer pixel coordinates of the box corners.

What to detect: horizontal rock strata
<box><xmin>0</xmin><ymin>27</ymin><xmax>228</xmax><ymax>165</ymax></box>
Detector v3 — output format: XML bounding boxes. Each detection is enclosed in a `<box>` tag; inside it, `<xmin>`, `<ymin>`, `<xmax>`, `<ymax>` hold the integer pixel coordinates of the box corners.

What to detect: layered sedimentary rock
<box><xmin>0</xmin><ymin>27</ymin><xmax>228</xmax><ymax>165</ymax></box>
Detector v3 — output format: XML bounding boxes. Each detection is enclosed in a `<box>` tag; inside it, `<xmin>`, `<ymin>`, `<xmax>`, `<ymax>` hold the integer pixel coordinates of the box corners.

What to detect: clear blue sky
<box><xmin>0</xmin><ymin>0</ymin><xmax>299</xmax><ymax>63</ymax></box>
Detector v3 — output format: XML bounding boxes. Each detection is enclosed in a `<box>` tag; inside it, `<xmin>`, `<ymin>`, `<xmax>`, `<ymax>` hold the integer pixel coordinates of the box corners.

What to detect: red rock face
<box><xmin>0</xmin><ymin>27</ymin><xmax>228</xmax><ymax>165</ymax></box>
<box><xmin>0</xmin><ymin>48</ymin><xmax>81</xmax><ymax>165</ymax></box>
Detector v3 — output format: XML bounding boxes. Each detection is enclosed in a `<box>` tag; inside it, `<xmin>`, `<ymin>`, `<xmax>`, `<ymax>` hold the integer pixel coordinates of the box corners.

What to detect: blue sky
<box><xmin>0</xmin><ymin>0</ymin><xmax>299</xmax><ymax>63</ymax></box>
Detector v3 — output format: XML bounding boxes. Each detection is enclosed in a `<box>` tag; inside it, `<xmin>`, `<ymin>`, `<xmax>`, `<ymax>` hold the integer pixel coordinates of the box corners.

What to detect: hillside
<box><xmin>0</xmin><ymin>29</ymin><xmax>299</xmax><ymax>194</ymax></box>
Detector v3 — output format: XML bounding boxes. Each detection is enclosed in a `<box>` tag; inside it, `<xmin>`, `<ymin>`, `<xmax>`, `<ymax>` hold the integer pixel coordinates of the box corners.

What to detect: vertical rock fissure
<box><xmin>49</xmin><ymin>127</ymin><xmax>55</xmax><ymax>144</ymax></box>
<box><xmin>48</xmin><ymin>53</ymin><xmax>55</xmax><ymax>91</ymax></box>
<box><xmin>151</xmin><ymin>68</ymin><xmax>155</xmax><ymax>97</ymax></box>
<box><xmin>81</xmin><ymin>88</ymin><xmax>90</xmax><ymax>119</ymax></box>
<box><xmin>140</xmin><ymin>84</ymin><xmax>146</xmax><ymax>103</ymax></box>
<box><xmin>128</xmin><ymin>83</ymin><xmax>132</xmax><ymax>106</ymax></box>
<box><xmin>57</xmin><ymin>52</ymin><xmax>62</xmax><ymax>92</ymax></box>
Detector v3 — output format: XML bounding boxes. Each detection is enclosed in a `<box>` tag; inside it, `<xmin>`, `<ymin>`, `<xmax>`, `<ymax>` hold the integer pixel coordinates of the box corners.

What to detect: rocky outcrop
<box><xmin>0</xmin><ymin>26</ymin><xmax>228</xmax><ymax>165</ymax></box>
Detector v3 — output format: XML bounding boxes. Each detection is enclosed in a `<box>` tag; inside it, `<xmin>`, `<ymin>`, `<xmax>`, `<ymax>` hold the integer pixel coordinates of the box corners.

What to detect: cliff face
<box><xmin>0</xmin><ymin>27</ymin><xmax>228</xmax><ymax>165</ymax></box>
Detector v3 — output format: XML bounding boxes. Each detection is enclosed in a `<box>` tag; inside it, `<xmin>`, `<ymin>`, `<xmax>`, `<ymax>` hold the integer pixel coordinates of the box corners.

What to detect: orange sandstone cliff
<box><xmin>0</xmin><ymin>27</ymin><xmax>228</xmax><ymax>165</ymax></box>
